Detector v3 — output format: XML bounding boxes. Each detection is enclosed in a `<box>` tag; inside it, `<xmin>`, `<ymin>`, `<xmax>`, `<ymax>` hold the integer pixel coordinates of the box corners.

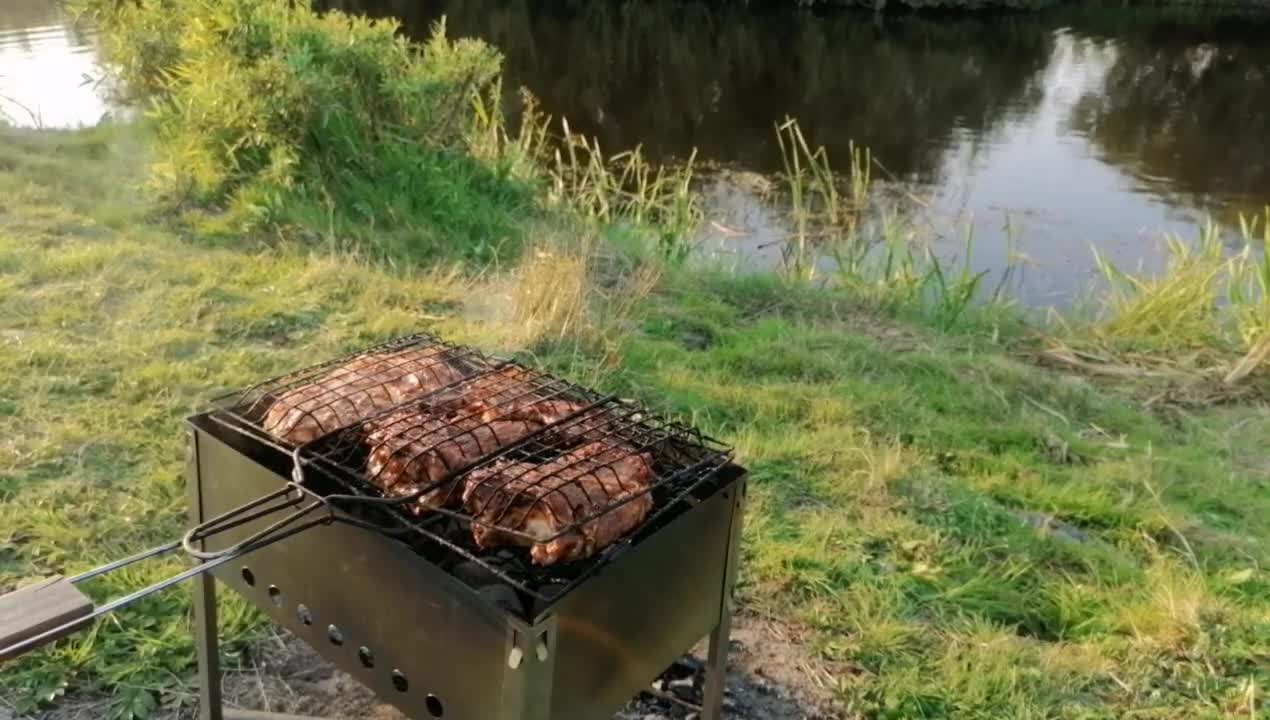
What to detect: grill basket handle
<box><xmin>0</xmin><ymin>486</ymin><xmax>332</xmax><ymax>663</ymax></box>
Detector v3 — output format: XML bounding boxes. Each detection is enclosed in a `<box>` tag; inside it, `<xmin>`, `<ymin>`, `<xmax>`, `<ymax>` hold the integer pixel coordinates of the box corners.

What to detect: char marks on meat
<box><xmin>262</xmin><ymin>348</ymin><xmax>468</xmax><ymax>444</ymax></box>
<box><xmin>268</xmin><ymin>352</ymin><xmax>665</xmax><ymax>563</ymax></box>
<box><xmin>462</xmin><ymin>441</ymin><xmax>655</xmax><ymax>566</ymax></box>
<box><xmin>360</xmin><ymin>366</ymin><xmax>593</xmax><ymax>513</ymax></box>
<box><xmin>365</xmin><ymin>410</ymin><xmax>541</xmax><ymax>514</ymax></box>
<box><xmin>444</xmin><ymin>365</ymin><xmax>591</xmax><ymax>426</ymax></box>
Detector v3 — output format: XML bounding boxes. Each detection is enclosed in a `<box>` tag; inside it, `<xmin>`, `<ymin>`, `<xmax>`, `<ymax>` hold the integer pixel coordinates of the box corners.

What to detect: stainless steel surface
<box><xmin>194</xmin><ymin>573</ymin><xmax>224</xmax><ymax>720</ymax></box>
<box><xmin>194</xmin><ymin>422</ymin><xmax>518</xmax><ymax>720</ymax></box>
<box><xmin>189</xmin><ymin>414</ymin><xmax>745</xmax><ymax>720</ymax></box>
<box><xmin>703</xmin><ymin>618</ymin><xmax>734</xmax><ymax>720</ymax></box>
<box><xmin>196</xmin><ymin>573</ymin><xmax>319</xmax><ymax>720</ymax></box>
<box><xmin>189</xmin><ymin>428</ymin><xmax>226</xmax><ymax>720</ymax></box>
<box><xmin>547</xmin><ymin>483</ymin><xmax>742</xmax><ymax>720</ymax></box>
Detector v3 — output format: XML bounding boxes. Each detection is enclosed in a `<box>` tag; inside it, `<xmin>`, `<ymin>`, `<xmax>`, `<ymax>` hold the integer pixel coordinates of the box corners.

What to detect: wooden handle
<box><xmin>0</xmin><ymin>576</ymin><xmax>95</xmax><ymax>661</ymax></box>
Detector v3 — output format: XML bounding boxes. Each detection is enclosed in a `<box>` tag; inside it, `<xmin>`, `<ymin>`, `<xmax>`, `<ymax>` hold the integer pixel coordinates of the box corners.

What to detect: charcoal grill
<box><xmin>0</xmin><ymin>334</ymin><xmax>746</xmax><ymax>720</ymax></box>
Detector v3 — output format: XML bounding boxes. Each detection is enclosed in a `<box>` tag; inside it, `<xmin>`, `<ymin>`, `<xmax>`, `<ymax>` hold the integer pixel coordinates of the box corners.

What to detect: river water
<box><xmin>4</xmin><ymin>0</ymin><xmax>1269</xmax><ymax>305</ymax></box>
<box><xmin>0</xmin><ymin>0</ymin><xmax>114</xmax><ymax>127</ymax></box>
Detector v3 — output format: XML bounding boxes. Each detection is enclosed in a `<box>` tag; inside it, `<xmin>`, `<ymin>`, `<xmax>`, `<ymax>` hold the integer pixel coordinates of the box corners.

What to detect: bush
<box><xmin>80</xmin><ymin>0</ymin><xmax>535</xmax><ymax>261</ymax></box>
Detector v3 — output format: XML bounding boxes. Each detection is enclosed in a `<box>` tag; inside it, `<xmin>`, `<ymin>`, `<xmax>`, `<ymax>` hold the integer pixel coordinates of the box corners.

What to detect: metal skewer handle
<box><xmin>0</xmin><ymin>485</ymin><xmax>331</xmax><ymax>662</ymax></box>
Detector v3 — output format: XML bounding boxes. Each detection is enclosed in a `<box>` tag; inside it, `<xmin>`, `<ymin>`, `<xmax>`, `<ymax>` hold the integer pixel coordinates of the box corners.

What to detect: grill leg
<box><xmin>701</xmin><ymin>612</ymin><xmax>733</xmax><ymax>720</ymax></box>
<box><xmin>194</xmin><ymin>571</ymin><xmax>223</xmax><ymax>720</ymax></box>
<box><xmin>702</xmin><ymin>481</ymin><xmax>745</xmax><ymax>720</ymax></box>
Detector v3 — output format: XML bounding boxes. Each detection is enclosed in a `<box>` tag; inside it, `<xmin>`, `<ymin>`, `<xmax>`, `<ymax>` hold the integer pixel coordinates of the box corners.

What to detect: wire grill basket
<box><xmin>208</xmin><ymin>333</ymin><xmax>732</xmax><ymax>600</ymax></box>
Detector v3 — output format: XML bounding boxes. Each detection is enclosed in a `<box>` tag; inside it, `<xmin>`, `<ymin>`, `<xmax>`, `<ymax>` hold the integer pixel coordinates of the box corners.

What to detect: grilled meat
<box><xmin>544</xmin><ymin>406</ymin><xmax>639</xmax><ymax>446</ymax></box>
<box><xmin>312</xmin><ymin>361</ymin><xmax>598</xmax><ymax>516</ymax></box>
<box><xmin>358</xmin><ymin>366</ymin><xmax>589</xmax><ymax>513</ymax></box>
<box><xmin>462</xmin><ymin>441</ymin><xmax>655</xmax><ymax>565</ymax></box>
<box><xmin>443</xmin><ymin>366</ymin><xmax>590</xmax><ymax>426</ymax></box>
<box><xmin>262</xmin><ymin>348</ymin><xmax>468</xmax><ymax>444</ymax></box>
<box><xmin>365</xmin><ymin>409</ymin><xmax>541</xmax><ymax>514</ymax></box>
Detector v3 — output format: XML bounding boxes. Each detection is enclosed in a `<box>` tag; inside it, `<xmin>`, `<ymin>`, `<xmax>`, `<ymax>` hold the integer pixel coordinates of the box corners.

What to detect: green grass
<box><xmin>5</xmin><ymin>1</ymin><xmax>1270</xmax><ymax>714</ymax></box>
<box><xmin>72</xmin><ymin>0</ymin><xmax>703</xmax><ymax>268</ymax></box>
<box><xmin>74</xmin><ymin>0</ymin><xmax>539</xmax><ymax>264</ymax></box>
<box><xmin>3</xmin><ymin>124</ymin><xmax>1267</xmax><ymax>719</ymax></box>
<box><xmin>0</xmin><ymin>124</ymin><xmax>517</xmax><ymax>716</ymax></box>
<box><xmin>613</xmin><ymin>271</ymin><xmax>1270</xmax><ymax>718</ymax></box>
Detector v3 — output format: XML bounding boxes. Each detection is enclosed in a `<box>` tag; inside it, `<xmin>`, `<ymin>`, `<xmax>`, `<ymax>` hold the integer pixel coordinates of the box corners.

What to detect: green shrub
<box><xmin>79</xmin><ymin>0</ymin><xmax>535</xmax><ymax>261</ymax></box>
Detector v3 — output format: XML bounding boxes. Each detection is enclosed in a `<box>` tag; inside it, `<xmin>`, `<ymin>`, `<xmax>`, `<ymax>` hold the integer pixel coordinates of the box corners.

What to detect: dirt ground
<box><xmin>5</xmin><ymin>612</ymin><xmax>841</xmax><ymax>720</ymax></box>
<box><xmin>208</xmin><ymin>612</ymin><xmax>841</xmax><ymax>720</ymax></box>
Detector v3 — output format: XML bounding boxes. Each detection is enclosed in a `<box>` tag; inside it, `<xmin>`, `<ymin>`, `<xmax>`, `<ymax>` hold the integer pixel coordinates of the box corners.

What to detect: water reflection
<box><xmin>0</xmin><ymin>0</ymin><xmax>111</xmax><ymax>128</ymax></box>
<box><xmin>326</xmin><ymin>0</ymin><xmax>1055</xmax><ymax>184</ymax></box>
<box><xmin>1</xmin><ymin>0</ymin><xmax>1267</xmax><ymax>304</ymax></box>
<box><xmin>1068</xmin><ymin>11</ymin><xmax>1270</xmax><ymax>218</ymax></box>
<box><xmin>324</xmin><ymin>0</ymin><xmax>1270</xmax><ymax>303</ymax></box>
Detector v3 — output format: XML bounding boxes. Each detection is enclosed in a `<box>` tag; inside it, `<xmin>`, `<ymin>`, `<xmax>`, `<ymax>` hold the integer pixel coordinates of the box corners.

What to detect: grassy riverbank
<box><xmin>2</xmin><ymin>1</ymin><xmax>1268</xmax><ymax>718</ymax></box>
<box><xmin>3</xmin><ymin>122</ymin><xmax>1268</xmax><ymax>720</ymax></box>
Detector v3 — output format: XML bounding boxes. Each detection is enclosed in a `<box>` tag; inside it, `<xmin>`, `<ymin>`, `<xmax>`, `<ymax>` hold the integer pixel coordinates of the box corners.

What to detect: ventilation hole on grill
<box><xmin>327</xmin><ymin>625</ymin><xmax>344</xmax><ymax>646</ymax></box>
<box><xmin>391</xmin><ymin>670</ymin><xmax>409</xmax><ymax>693</ymax></box>
<box><xmin>241</xmin><ymin>567</ymin><xmax>255</xmax><ymax>587</ymax></box>
<box><xmin>297</xmin><ymin>605</ymin><xmax>313</xmax><ymax>626</ymax></box>
<box><xmin>358</xmin><ymin>646</ymin><xmax>375</xmax><ymax>669</ymax></box>
<box><xmin>426</xmin><ymin>694</ymin><xmax>444</xmax><ymax>717</ymax></box>
<box><xmin>267</xmin><ymin>585</ymin><xmax>283</xmax><ymax>607</ymax></box>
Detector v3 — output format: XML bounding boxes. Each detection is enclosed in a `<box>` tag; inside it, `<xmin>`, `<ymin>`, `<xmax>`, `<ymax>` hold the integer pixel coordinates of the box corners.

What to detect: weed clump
<box><xmin>79</xmin><ymin>0</ymin><xmax>533</xmax><ymax>261</ymax></box>
<box><xmin>1040</xmin><ymin>213</ymin><xmax>1270</xmax><ymax>400</ymax></box>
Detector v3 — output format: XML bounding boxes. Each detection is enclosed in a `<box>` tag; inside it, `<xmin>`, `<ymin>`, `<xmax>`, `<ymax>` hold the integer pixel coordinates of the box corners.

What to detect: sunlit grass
<box><xmin>1039</xmin><ymin>211</ymin><xmax>1270</xmax><ymax>401</ymax></box>
<box><xmin>3</xmin><ymin>122</ymin><xmax>1269</xmax><ymax>719</ymax></box>
<box><xmin>621</xmin><ymin>270</ymin><xmax>1270</xmax><ymax>717</ymax></box>
<box><xmin>0</xmin><ymin>124</ymin><xmax>529</xmax><ymax>714</ymax></box>
<box><xmin>1094</xmin><ymin>222</ymin><xmax>1236</xmax><ymax>348</ymax></box>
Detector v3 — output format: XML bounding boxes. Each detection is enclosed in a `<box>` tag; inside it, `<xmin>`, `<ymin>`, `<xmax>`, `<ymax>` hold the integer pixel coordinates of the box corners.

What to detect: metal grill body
<box><xmin>187</xmin><ymin>413</ymin><xmax>745</xmax><ymax>720</ymax></box>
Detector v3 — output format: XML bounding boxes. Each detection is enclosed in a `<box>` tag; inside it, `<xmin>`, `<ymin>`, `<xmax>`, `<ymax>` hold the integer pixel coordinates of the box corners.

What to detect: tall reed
<box><xmin>774</xmin><ymin>118</ymin><xmax>992</xmax><ymax>328</ymax></box>
<box><xmin>775</xmin><ymin>117</ymin><xmax>870</xmax><ymax>279</ymax></box>
<box><xmin>546</xmin><ymin>119</ymin><xmax>702</xmax><ymax>260</ymax></box>
<box><xmin>1079</xmin><ymin>209</ymin><xmax>1270</xmax><ymax>383</ymax></box>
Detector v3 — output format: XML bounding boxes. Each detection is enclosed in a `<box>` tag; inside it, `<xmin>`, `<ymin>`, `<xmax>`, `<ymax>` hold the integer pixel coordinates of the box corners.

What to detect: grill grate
<box><xmin>304</xmin><ymin>390</ymin><xmax>728</xmax><ymax>531</ymax></box>
<box><xmin>208</xmin><ymin>333</ymin><xmax>733</xmax><ymax>607</ymax></box>
<box><xmin>298</xmin><ymin>362</ymin><xmax>731</xmax><ymax>539</ymax></box>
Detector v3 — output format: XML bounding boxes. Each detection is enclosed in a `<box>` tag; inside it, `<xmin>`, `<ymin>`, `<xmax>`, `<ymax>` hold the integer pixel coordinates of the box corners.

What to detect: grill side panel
<box><xmin>546</xmin><ymin>470</ymin><xmax>744</xmax><ymax>720</ymax></box>
<box><xmin>192</xmin><ymin>426</ymin><xmax>520</xmax><ymax>720</ymax></box>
